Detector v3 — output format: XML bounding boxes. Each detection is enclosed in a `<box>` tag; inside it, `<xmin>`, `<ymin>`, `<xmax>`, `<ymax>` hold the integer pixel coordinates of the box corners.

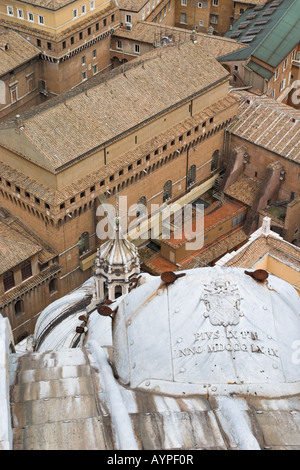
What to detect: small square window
<box><xmin>70</xmin><ymin>197</ymin><xmax>75</xmax><ymax>204</ymax></box>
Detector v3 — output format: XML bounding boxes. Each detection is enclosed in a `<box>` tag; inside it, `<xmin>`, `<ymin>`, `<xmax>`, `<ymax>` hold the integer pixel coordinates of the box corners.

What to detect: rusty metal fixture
<box><xmin>161</xmin><ymin>271</ymin><xmax>186</xmax><ymax>285</ymax></box>
<box><xmin>78</xmin><ymin>314</ymin><xmax>88</xmax><ymax>322</ymax></box>
<box><xmin>76</xmin><ymin>326</ymin><xmax>85</xmax><ymax>334</ymax></box>
<box><xmin>97</xmin><ymin>305</ymin><xmax>114</xmax><ymax>317</ymax></box>
<box><xmin>104</xmin><ymin>299</ymin><xmax>114</xmax><ymax>305</ymax></box>
<box><xmin>244</xmin><ymin>269</ymin><xmax>269</xmax><ymax>282</ymax></box>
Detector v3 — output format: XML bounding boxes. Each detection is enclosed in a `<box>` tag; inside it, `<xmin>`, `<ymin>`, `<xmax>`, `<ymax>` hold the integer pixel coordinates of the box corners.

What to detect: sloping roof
<box><xmin>228</xmin><ymin>91</ymin><xmax>300</xmax><ymax>163</ymax></box>
<box><xmin>219</xmin><ymin>0</ymin><xmax>300</xmax><ymax>67</ymax></box>
<box><xmin>15</xmin><ymin>0</ymin><xmax>78</xmax><ymax>10</ymax></box>
<box><xmin>0</xmin><ymin>30</ymin><xmax>40</xmax><ymax>77</ymax></box>
<box><xmin>0</xmin><ymin>209</ymin><xmax>57</xmax><ymax>275</ymax></box>
<box><xmin>0</xmin><ymin>41</ymin><xmax>228</xmax><ymax>172</ymax></box>
<box><xmin>247</xmin><ymin>59</ymin><xmax>274</xmax><ymax>79</ymax></box>
<box><xmin>115</xmin><ymin>21</ymin><xmax>247</xmax><ymax>58</ymax></box>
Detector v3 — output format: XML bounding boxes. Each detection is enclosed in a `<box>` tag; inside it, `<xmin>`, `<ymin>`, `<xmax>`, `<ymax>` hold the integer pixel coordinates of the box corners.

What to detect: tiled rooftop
<box><xmin>229</xmin><ymin>91</ymin><xmax>300</xmax><ymax>163</ymax></box>
<box><xmin>0</xmin><ymin>209</ymin><xmax>57</xmax><ymax>275</ymax></box>
<box><xmin>0</xmin><ymin>41</ymin><xmax>229</xmax><ymax>172</ymax></box>
<box><xmin>115</xmin><ymin>21</ymin><xmax>247</xmax><ymax>58</ymax></box>
<box><xmin>15</xmin><ymin>0</ymin><xmax>77</xmax><ymax>10</ymax></box>
<box><xmin>0</xmin><ymin>30</ymin><xmax>40</xmax><ymax>77</ymax></box>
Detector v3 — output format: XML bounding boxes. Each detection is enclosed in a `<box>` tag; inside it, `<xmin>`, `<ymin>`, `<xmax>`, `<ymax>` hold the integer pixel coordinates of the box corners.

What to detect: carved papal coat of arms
<box><xmin>201</xmin><ymin>278</ymin><xmax>244</xmax><ymax>327</ymax></box>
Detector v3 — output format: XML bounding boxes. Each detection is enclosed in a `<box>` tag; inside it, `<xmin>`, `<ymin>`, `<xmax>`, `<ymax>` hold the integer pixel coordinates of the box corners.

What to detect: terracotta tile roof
<box><xmin>142</xmin><ymin>226</ymin><xmax>248</xmax><ymax>274</ymax></box>
<box><xmin>115</xmin><ymin>21</ymin><xmax>247</xmax><ymax>58</ymax></box>
<box><xmin>0</xmin><ymin>209</ymin><xmax>57</xmax><ymax>274</ymax></box>
<box><xmin>0</xmin><ymin>30</ymin><xmax>40</xmax><ymax>76</ymax></box>
<box><xmin>118</xmin><ymin>0</ymin><xmax>148</xmax><ymax>11</ymax></box>
<box><xmin>229</xmin><ymin>91</ymin><xmax>300</xmax><ymax>163</ymax></box>
<box><xmin>222</xmin><ymin>233</ymin><xmax>300</xmax><ymax>271</ymax></box>
<box><xmin>224</xmin><ymin>174</ymin><xmax>260</xmax><ymax>206</ymax></box>
<box><xmin>0</xmin><ymin>95</ymin><xmax>237</xmax><ymax>207</ymax></box>
<box><xmin>16</xmin><ymin>0</ymin><xmax>76</xmax><ymax>10</ymax></box>
<box><xmin>0</xmin><ymin>41</ymin><xmax>229</xmax><ymax>172</ymax></box>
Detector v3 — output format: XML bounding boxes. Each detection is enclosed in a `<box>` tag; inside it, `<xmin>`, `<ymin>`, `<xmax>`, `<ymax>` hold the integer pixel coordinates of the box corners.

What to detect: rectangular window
<box><xmin>82</xmin><ymin>71</ymin><xmax>87</xmax><ymax>81</ymax></box>
<box><xmin>180</xmin><ymin>12</ymin><xmax>187</xmax><ymax>23</ymax></box>
<box><xmin>81</xmin><ymin>4</ymin><xmax>86</xmax><ymax>14</ymax></box>
<box><xmin>37</xmin><ymin>39</ymin><xmax>41</xmax><ymax>47</ymax></box>
<box><xmin>181</xmin><ymin>0</ymin><xmax>187</xmax><ymax>5</ymax></box>
<box><xmin>79</xmin><ymin>32</ymin><xmax>83</xmax><ymax>40</ymax></box>
<box><xmin>38</xmin><ymin>15</ymin><xmax>44</xmax><ymax>24</ymax></box>
<box><xmin>90</xmin><ymin>0</ymin><xmax>95</xmax><ymax>10</ymax></box>
<box><xmin>103</xmin><ymin>18</ymin><xmax>107</xmax><ymax>26</ymax></box>
<box><xmin>198</xmin><ymin>2</ymin><xmax>202</xmax><ymax>7</ymax></box>
<box><xmin>73</xmin><ymin>8</ymin><xmax>78</xmax><ymax>18</ymax></box>
<box><xmin>47</xmin><ymin>42</ymin><xmax>52</xmax><ymax>50</ymax></box>
<box><xmin>87</xmin><ymin>27</ymin><xmax>91</xmax><ymax>35</ymax></box>
<box><xmin>210</xmin><ymin>14</ymin><xmax>218</xmax><ymax>24</ymax></box>
<box><xmin>199</xmin><ymin>19</ymin><xmax>204</xmax><ymax>26</ymax></box>
<box><xmin>93</xmin><ymin>49</ymin><xmax>97</xmax><ymax>58</ymax></box>
<box><xmin>10</xmin><ymin>85</ymin><xmax>18</xmax><ymax>103</ymax></box>
<box><xmin>274</xmin><ymin>68</ymin><xmax>279</xmax><ymax>81</ymax></box>
<box><xmin>117</xmin><ymin>40</ymin><xmax>122</xmax><ymax>49</ymax></box>
<box><xmin>93</xmin><ymin>64</ymin><xmax>98</xmax><ymax>74</ymax></box>
<box><xmin>27</xmin><ymin>12</ymin><xmax>34</xmax><ymax>22</ymax></box>
<box><xmin>280</xmin><ymin>78</ymin><xmax>286</xmax><ymax>92</ymax></box>
<box><xmin>282</xmin><ymin>58</ymin><xmax>288</xmax><ymax>72</ymax></box>
<box><xmin>134</xmin><ymin>44</ymin><xmax>140</xmax><ymax>54</ymax></box>
<box><xmin>21</xmin><ymin>261</ymin><xmax>32</xmax><ymax>281</ymax></box>
<box><xmin>71</xmin><ymin>36</ymin><xmax>74</xmax><ymax>45</ymax></box>
<box><xmin>82</xmin><ymin>56</ymin><xmax>86</xmax><ymax>65</ymax></box>
<box><xmin>126</xmin><ymin>14</ymin><xmax>132</xmax><ymax>23</ymax></box>
<box><xmin>3</xmin><ymin>271</ymin><xmax>15</xmax><ymax>292</ymax></box>
<box><xmin>7</xmin><ymin>6</ymin><xmax>14</xmax><ymax>16</ymax></box>
<box><xmin>212</xmin><ymin>0</ymin><xmax>218</xmax><ymax>6</ymax></box>
<box><xmin>17</xmin><ymin>9</ymin><xmax>24</xmax><ymax>19</ymax></box>
<box><xmin>62</xmin><ymin>41</ymin><xmax>66</xmax><ymax>49</ymax></box>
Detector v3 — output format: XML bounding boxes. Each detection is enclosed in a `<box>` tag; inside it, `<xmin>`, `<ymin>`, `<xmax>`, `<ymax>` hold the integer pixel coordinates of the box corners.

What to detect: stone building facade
<box><xmin>0</xmin><ymin>41</ymin><xmax>239</xmax><ymax>336</ymax></box>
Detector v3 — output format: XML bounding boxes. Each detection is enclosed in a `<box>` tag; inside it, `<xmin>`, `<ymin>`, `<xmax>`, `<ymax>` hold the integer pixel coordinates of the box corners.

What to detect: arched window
<box><xmin>211</xmin><ymin>150</ymin><xmax>219</xmax><ymax>172</ymax></box>
<box><xmin>187</xmin><ymin>165</ymin><xmax>196</xmax><ymax>188</ymax></box>
<box><xmin>78</xmin><ymin>232</ymin><xmax>90</xmax><ymax>256</ymax></box>
<box><xmin>3</xmin><ymin>271</ymin><xmax>15</xmax><ymax>292</ymax></box>
<box><xmin>49</xmin><ymin>278</ymin><xmax>58</xmax><ymax>295</ymax></box>
<box><xmin>136</xmin><ymin>196</ymin><xmax>147</xmax><ymax>218</ymax></box>
<box><xmin>163</xmin><ymin>180</ymin><xmax>172</xmax><ymax>203</ymax></box>
<box><xmin>14</xmin><ymin>299</ymin><xmax>24</xmax><ymax>317</ymax></box>
<box><xmin>21</xmin><ymin>260</ymin><xmax>32</xmax><ymax>281</ymax></box>
<box><xmin>115</xmin><ymin>285</ymin><xmax>123</xmax><ymax>298</ymax></box>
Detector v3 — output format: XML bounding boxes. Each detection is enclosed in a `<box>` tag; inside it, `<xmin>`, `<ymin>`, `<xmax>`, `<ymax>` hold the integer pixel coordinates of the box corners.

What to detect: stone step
<box><xmin>12</xmin><ymin>417</ymin><xmax>108</xmax><ymax>450</ymax></box>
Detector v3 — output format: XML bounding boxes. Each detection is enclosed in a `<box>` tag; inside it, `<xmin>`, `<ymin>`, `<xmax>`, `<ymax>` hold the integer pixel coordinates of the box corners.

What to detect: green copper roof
<box><xmin>247</xmin><ymin>60</ymin><xmax>274</xmax><ymax>79</ymax></box>
<box><xmin>218</xmin><ymin>0</ymin><xmax>300</xmax><ymax>68</ymax></box>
